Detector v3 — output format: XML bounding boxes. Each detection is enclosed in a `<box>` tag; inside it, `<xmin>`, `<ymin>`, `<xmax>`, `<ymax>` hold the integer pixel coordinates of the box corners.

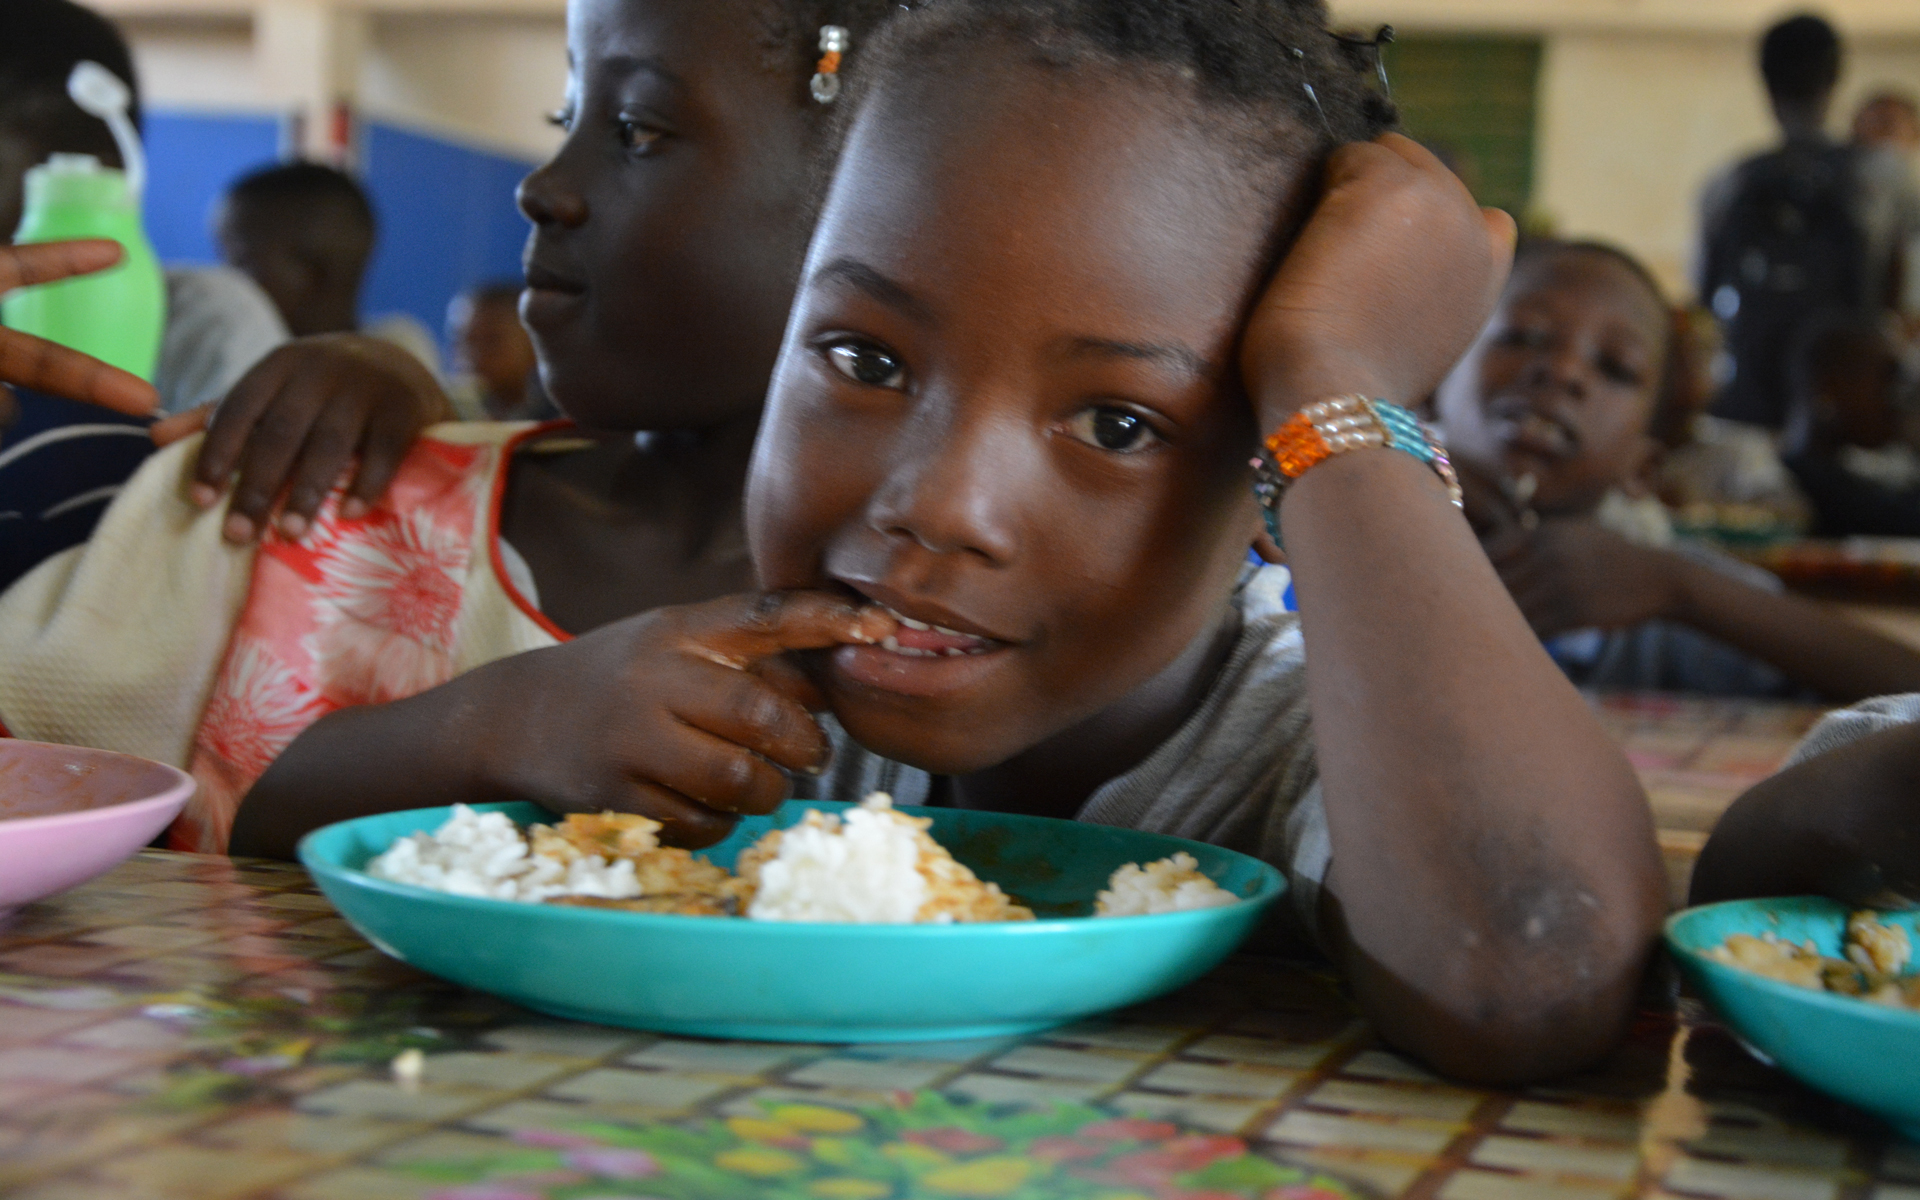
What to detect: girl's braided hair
<box><xmin>837</xmin><ymin>0</ymin><xmax>1398</xmax><ymax>164</ymax></box>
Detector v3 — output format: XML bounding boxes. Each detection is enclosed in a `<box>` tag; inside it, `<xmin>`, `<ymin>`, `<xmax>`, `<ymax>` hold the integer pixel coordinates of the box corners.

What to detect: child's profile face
<box><xmin>748</xmin><ymin>57</ymin><xmax>1285</xmax><ymax>775</ymax></box>
<box><xmin>1433</xmin><ymin>250</ymin><xmax>1668</xmax><ymax>515</ymax></box>
<box><xmin>516</xmin><ymin>0</ymin><xmax>820</xmax><ymax>432</ymax></box>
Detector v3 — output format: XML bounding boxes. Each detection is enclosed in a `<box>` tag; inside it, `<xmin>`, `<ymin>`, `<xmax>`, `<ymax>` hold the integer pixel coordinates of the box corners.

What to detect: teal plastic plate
<box><xmin>1666</xmin><ymin>897</ymin><xmax>1920</xmax><ymax>1139</ymax></box>
<box><xmin>300</xmin><ymin>801</ymin><xmax>1285</xmax><ymax>1042</ymax></box>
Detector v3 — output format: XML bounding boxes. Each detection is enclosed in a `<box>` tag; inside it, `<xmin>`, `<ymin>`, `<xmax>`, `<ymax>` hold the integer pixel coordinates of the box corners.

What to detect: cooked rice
<box><xmin>367</xmin><ymin>805</ymin><xmax>645</xmax><ymax>902</ymax></box>
<box><xmin>1095</xmin><ymin>852</ymin><xmax>1237</xmax><ymax>917</ymax></box>
<box><xmin>366</xmin><ymin>796</ymin><xmax>1241</xmax><ymax>925</ymax></box>
<box><xmin>745</xmin><ymin>793</ymin><xmax>1032</xmax><ymax>924</ymax></box>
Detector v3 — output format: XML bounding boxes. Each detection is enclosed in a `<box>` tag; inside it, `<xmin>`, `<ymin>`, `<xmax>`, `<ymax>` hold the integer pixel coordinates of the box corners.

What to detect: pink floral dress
<box><xmin>0</xmin><ymin>422</ymin><xmax>571</xmax><ymax>853</ymax></box>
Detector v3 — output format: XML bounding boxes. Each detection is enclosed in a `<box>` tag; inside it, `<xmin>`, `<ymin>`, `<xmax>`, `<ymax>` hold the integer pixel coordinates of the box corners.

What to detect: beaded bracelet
<box><xmin>1250</xmin><ymin>395</ymin><xmax>1463</xmax><ymax>547</ymax></box>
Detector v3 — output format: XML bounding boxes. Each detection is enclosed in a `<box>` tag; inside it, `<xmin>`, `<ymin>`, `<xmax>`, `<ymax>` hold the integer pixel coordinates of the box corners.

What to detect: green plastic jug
<box><xmin>3</xmin><ymin>153</ymin><xmax>167</xmax><ymax>383</ymax></box>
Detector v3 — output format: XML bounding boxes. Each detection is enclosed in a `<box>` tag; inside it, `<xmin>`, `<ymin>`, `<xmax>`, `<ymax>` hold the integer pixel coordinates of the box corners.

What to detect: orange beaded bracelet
<box><xmin>1250</xmin><ymin>395</ymin><xmax>1462</xmax><ymax>547</ymax></box>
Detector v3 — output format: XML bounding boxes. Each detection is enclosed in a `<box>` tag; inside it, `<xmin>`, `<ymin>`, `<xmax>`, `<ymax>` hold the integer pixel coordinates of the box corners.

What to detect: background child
<box><xmin>446</xmin><ymin>281</ymin><xmax>554</xmax><ymax>422</ymax></box>
<box><xmin>1435</xmin><ymin>239</ymin><xmax>1920</xmax><ymax>701</ymax></box>
<box><xmin>246</xmin><ymin>0</ymin><xmax>1666</xmax><ymax>1085</ymax></box>
<box><xmin>0</xmin><ymin>0</ymin><xmax>903</xmax><ymax>854</ymax></box>
<box><xmin>215</xmin><ymin>162</ymin><xmax>441</xmax><ymax>378</ymax></box>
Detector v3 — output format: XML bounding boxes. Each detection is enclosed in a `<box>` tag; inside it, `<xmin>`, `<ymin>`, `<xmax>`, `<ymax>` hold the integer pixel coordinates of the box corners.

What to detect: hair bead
<box><xmin>812</xmin><ymin>25</ymin><xmax>852</xmax><ymax>104</ymax></box>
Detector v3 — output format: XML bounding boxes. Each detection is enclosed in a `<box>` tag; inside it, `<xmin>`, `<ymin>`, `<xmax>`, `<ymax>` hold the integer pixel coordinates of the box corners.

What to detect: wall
<box><xmin>1533</xmin><ymin>31</ymin><xmax>1920</xmax><ymax>301</ymax></box>
<box><xmin>120</xmin><ymin>14</ymin><xmax>551</xmax><ymax>355</ymax></box>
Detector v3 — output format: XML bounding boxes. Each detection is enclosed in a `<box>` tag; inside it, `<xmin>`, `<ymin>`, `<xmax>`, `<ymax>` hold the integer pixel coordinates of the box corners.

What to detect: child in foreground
<box><xmin>1434</xmin><ymin>239</ymin><xmax>1920</xmax><ymax>701</ymax></box>
<box><xmin>244</xmin><ymin>0</ymin><xmax>1666</xmax><ymax>1084</ymax></box>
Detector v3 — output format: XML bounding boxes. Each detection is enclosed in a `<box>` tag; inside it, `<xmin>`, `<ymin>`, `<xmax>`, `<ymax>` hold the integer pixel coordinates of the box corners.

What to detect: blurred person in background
<box><xmin>1781</xmin><ymin>315</ymin><xmax>1920</xmax><ymax>536</ymax></box>
<box><xmin>216</xmin><ymin>161</ymin><xmax>442</xmax><ymax>380</ymax></box>
<box><xmin>445</xmin><ymin>281</ymin><xmax>554</xmax><ymax>422</ymax></box>
<box><xmin>1</xmin><ymin>0</ymin><xmax>287</xmax><ymax>418</ymax></box>
<box><xmin>1698</xmin><ymin>15</ymin><xmax>1920</xmax><ymax>429</ymax></box>
<box><xmin>1852</xmin><ymin>90</ymin><xmax>1920</xmax><ymax>317</ymax></box>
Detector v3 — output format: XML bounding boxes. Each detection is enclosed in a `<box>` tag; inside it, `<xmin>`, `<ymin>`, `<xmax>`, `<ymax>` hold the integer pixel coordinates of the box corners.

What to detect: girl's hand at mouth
<box><xmin>232</xmin><ymin>590</ymin><xmax>897</xmax><ymax>857</ymax></box>
<box><xmin>1241</xmin><ymin>132</ymin><xmax>1516</xmax><ymax>428</ymax></box>
<box><xmin>450</xmin><ymin>590</ymin><xmax>895</xmax><ymax>847</ymax></box>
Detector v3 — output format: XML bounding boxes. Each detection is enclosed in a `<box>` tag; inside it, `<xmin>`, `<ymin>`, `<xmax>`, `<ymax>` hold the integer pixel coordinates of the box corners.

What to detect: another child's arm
<box><xmin>1691</xmin><ymin>715</ymin><xmax>1920</xmax><ymax>907</ymax></box>
<box><xmin>153</xmin><ymin>334</ymin><xmax>453</xmax><ymax>543</ymax></box>
<box><xmin>228</xmin><ymin>592</ymin><xmax>895</xmax><ymax>859</ymax></box>
<box><xmin>1246</xmin><ymin>136</ymin><xmax>1666</xmax><ymax>1084</ymax></box>
<box><xmin>1488</xmin><ymin>517</ymin><xmax>1920</xmax><ymax>702</ymax></box>
<box><xmin>0</xmin><ymin>240</ymin><xmax>158</xmax><ymax>416</ymax></box>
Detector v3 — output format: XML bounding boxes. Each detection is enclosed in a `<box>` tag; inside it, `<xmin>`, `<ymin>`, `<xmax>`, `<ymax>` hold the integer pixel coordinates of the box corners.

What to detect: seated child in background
<box><xmin>445</xmin><ymin>281</ymin><xmax>556</xmax><ymax>422</ymax></box>
<box><xmin>215</xmin><ymin>162</ymin><xmax>441</xmax><ymax>380</ymax></box>
<box><xmin>240</xmin><ymin>0</ymin><xmax>1666</xmax><ymax>1085</ymax></box>
<box><xmin>1434</xmin><ymin>239</ymin><xmax>1920</xmax><ymax>701</ymax></box>
<box><xmin>0</xmin><ymin>0</ymin><xmax>905</xmax><ymax>852</ymax></box>
<box><xmin>1691</xmin><ymin>692</ymin><xmax>1920</xmax><ymax>908</ymax></box>
<box><xmin>1654</xmin><ymin>305</ymin><xmax>1812</xmax><ymax>535</ymax></box>
<box><xmin>1780</xmin><ymin>316</ymin><xmax>1920</xmax><ymax>537</ymax></box>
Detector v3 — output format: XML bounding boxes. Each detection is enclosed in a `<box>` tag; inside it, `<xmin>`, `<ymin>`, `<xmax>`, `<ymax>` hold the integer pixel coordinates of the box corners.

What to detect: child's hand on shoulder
<box><xmin>1241</xmin><ymin>133</ymin><xmax>1515</xmax><ymax>424</ymax></box>
<box><xmin>456</xmin><ymin>591</ymin><xmax>895</xmax><ymax>847</ymax></box>
<box><xmin>154</xmin><ymin>334</ymin><xmax>454</xmax><ymax>544</ymax></box>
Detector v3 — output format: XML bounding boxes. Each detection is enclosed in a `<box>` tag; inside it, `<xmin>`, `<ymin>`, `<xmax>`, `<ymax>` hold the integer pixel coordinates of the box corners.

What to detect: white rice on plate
<box><xmin>1094</xmin><ymin>852</ymin><xmax>1237</xmax><ymax>916</ymax></box>
<box><xmin>365</xmin><ymin>794</ymin><xmax>1239</xmax><ymax>921</ymax></box>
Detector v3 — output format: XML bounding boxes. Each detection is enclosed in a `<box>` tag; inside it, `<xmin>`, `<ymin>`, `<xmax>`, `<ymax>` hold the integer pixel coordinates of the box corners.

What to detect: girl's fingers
<box><xmin>620</xmin><ymin>716</ymin><xmax>795</xmax><ymax>818</ymax></box>
<box><xmin>0</xmin><ymin>328</ymin><xmax>157</xmax><ymax>416</ymax></box>
<box><xmin>343</xmin><ymin>404</ymin><xmax>417</xmax><ymax>517</ymax></box>
<box><xmin>681</xmin><ymin>590</ymin><xmax>897</xmax><ymax>669</ymax></box>
<box><xmin>221</xmin><ymin>373</ymin><xmax>336</xmax><ymax>542</ymax></box>
<box><xmin>599</xmin><ymin>778</ymin><xmax>741</xmax><ymax>849</ymax></box>
<box><xmin>668</xmin><ymin>660</ymin><xmax>832</xmax><ymax>775</ymax></box>
<box><xmin>276</xmin><ymin>395</ymin><xmax>368</xmax><ymax>534</ymax></box>
<box><xmin>195</xmin><ymin>351</ymin><xmax>296</xmax><ymax>494</ymax></box>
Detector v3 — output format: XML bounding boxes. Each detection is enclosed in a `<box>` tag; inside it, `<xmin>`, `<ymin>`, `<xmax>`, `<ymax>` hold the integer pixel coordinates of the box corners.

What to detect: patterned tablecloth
<box><xmin>5</xmin><ymin>693</ymin><xmax>1916</xmax><ymax>1200</ymax></box>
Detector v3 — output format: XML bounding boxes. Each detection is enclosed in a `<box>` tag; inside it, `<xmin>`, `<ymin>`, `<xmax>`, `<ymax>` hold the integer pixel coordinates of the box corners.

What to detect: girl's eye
<box><xmin>616</xmin><ymin>119</ymin><xmax>663</xmax><ymax>152</ymax></box>
<box><xmin>825</xmin><ymin>342</ymin><xmax>907</xmax><ymax>389</ymax></box>
<box><xmin>1065</xmin><ymin>406</ymin><xmax>1160</xmax><ymax>454</ymax></box>
<box><xmin>1598</xmin><ymin>355</ymin><xmax>1644</xmax><ymax>386</ymax></box>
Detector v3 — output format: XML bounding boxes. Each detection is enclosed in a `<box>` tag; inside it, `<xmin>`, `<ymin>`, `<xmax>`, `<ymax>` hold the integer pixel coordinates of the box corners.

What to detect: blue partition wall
<box><xmin>358</xmin><ymin>122</ymin><xmax>534</xmax><ymax>345</ymax></box>
<box><xmin>140</xmin><ymin>110</ymin><xmax>534</xmax><ymax>355</ymax></box>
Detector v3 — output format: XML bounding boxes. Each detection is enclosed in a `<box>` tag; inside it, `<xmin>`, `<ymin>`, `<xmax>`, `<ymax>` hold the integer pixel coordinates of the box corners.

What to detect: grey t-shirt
<box><xmin>794</xmin><ymin>565</ymin><xmax>1328</xmax><ymax>937</ymax></box>
<box><xmin>155</xmin><ymin>266</ymin><xmax>288</xmax><ymax>415</ymax></box>
<box><xmin>1785</xmin><ymin>691</ymin><xmax>1920</xmax><ymax>768</ymax></box>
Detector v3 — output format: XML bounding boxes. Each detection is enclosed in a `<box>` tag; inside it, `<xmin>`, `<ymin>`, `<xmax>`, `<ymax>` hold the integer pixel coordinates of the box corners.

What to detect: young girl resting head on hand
<box><xmin>241</xmin><ymin>0</ymin><xmax>1666</xmax><ymax>1084</ymax></box>
<box><xmin>0</xmin><ymin>0</ymin><xmax>900</xmax><ymax>851</ymax></box>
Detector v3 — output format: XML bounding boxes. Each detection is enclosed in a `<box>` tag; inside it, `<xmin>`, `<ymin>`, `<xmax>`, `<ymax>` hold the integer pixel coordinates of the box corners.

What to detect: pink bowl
<box><xmin>0</xmin><ymin>740</ymin><xmax>195</xmax><ymax>913</ymax></box>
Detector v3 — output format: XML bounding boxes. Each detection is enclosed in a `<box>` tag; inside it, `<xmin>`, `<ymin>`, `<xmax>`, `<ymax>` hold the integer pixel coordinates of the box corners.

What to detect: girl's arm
<box><xmin>1691</xmin><ymin>719</ymin><xmax>1920</xmax><ymax>906</ymax></box>
<box><xmin>1491</xmin><ymin>519</ymin><xmax>1920</xmax><ymax>702</ymax></box>
<box><xmin>1248</xmin><ymin>137</ymin><xmax>1666</xmax><ymax>1084</ymax></box>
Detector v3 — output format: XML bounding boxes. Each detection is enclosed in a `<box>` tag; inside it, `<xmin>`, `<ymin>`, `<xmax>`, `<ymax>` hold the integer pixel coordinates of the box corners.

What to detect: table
<box><xmin>5</xmin><ymin>695</ymin><xmax>1914</xmax><ymax>1200</ymax></box>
